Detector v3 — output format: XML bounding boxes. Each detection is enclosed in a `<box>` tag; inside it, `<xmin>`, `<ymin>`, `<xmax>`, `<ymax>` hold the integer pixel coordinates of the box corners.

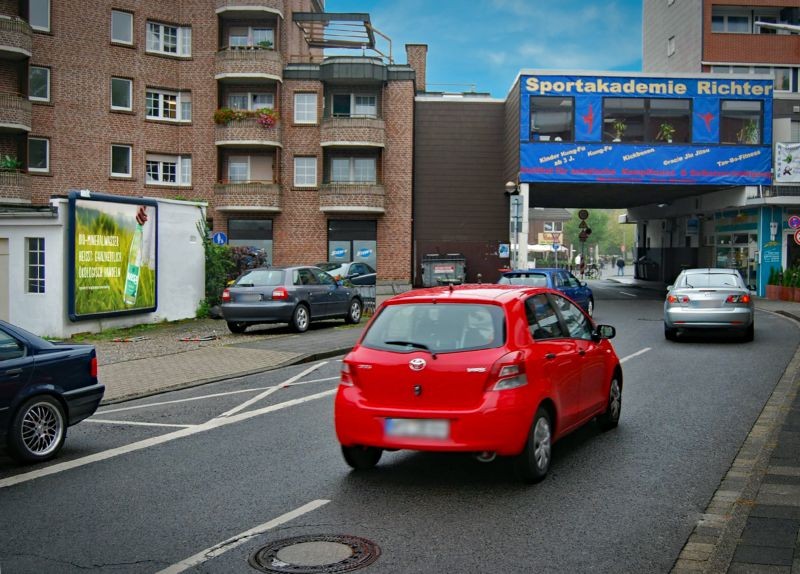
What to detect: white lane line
<box><xmin>620</xmin><ymin>347</ymin><xmax>651</xmax><ymax>363</ymax></box>
<box><xmin>97</xmin><ymin>388</ymin><xmax>272</xmax><ymax>415</ymax></box>
<box><xmin>0</xmin><ymin>388</ymin><xmax>336</xmax><ymax>490</ymax></box>
<box><xmin>156</xmin><ymin>499</ymin><xmax>330</xmax><ymax>574</ymax></box>
<box><xmin>85</xmin><ymin>419</ymin><xmax>195</xmax><ymax>429</ymax></box>
<box><xmin>284</xmin><ymin>376</ymin><xmax>338</xmax><ymax>387</ymax></box>
<box><xmin>216</xmin><ymin>362</ymin><xmax>328</xmax><ymax>418</ymax></box>
<box><xmin>619</xmin><ymin>291</ymin><xmax>638</xmax><ymax>297</ymax></box>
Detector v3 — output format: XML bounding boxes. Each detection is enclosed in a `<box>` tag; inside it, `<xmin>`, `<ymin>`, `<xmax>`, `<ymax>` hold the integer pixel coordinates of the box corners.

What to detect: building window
<box><xmin>111</xmin><ymin>77</ymin><xmax>132</xmax><ymax>110</ymax></box>
<box><xmin>530</xmin><ymin>97</ymin><xmax>574</xmax><ymax>142</ymax></box>
<box><xmin>331</xmin><ymin>93</ymin><xmax>378</xmax><ymax>118</ymax></box>
<box><xmin>720</xmin><ymin>100</ymin><xmax>762</xmax><ymax>145</ymax></box>
<box><xmin>229</xmin><ymin>219</ymin><xmax>273</xmax><ymax>263</ymax></box>
<box><xmin>708</xmin><ymin>64</ymin><xmax>794</xmax><ymax>91</ymax></box>
<box><xmin>294</xmin><ymin>156</ymin><xmax>317</xmax><ymax>187</ymax></box>
<box><xmin>330</xmin><ymin>157</ymin><xmax>376</xmax><ymax>184</ymax></box>
<box><xmin>146</xmin><ymin>89</ymin><xmax>191</xmax><ymax>122</ymax></box>
<box><xmin>294</xmin><ymin>93</ymin><xmax>317</xmax><ymax>124</ymax></box>
<box><xmin>30</xmin><ymin>0</ymin><xmax>49</xmax><ymax>32</ymax></box>
<box><xmin>146</xmin><ymin>154</ymin><xmax>191</xmax><ymax>186</ymax></box>
<box><xmin>111</xmin><ymin>145</ymin><xmax>132</xmax><ymax>177</ymax></box>
<box><xmin>711</xmin><ymin>13</ymin><xmax>750</xmax><ymax>33</ymax></box>
<box><xmin>544</xmin><ymin>221</ymin><xmax>563</xmax><ymax>233</ymax></box>
<box><xmin>146</xmin><ymin>21</ymin><xmax>191</xmax><ymax>57</ymax></box>
<box><xmin>28</xmin><ymin>138</ymin><xmax>49</xmax><ymax>172</ymax></box>
<box><xmin>602</xmin><ymin>98</ymin><xmax>691</xmax><ymax>143</ymax></box>
<box><xmin>228</xmin><ymin>92</ymin><xmax>274</xmax><ymax>111</ymax></box>
<box><xmin>111</xmin><ymin>10</ymin><xmax>133</xmax><ymax>44</ymax></box>
<box><xmin>29</xmin><ymin>66</ymin><xmax>50</xmax><ymax>102</ymax></box>
<box><xmin>667</xmin><ymin>35</ymin><xmax>675</xmax><ymax>57</ymax></box>
<box><xmin>227</xmin><ymin>27</ymin><xmax>274</xmax><ymax>49</ymax></box>
<box><xmin>649</xmin><ymin>99</ymin><xmax>691</xmax><ymax>143</ymax></box>
<box><xmin>792</xmin><ymin>120</ymin><xmax>800</xmax><ymax>142</ymax></box>
<box><xmin>27</xmin><ymin>237</ymin><xmax>45</xmax><ymax>293</ymax></box>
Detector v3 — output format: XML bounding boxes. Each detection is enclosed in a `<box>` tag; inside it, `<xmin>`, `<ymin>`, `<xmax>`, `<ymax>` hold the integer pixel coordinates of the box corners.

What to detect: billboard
<box><xmin>68</xmin><ymin>191</ymin><xmax>158</xmax><ymax>321</ymax></box>
<box><xmin>776</xmin><ymin>142</ymin><xmax>800</xmax><ymax>183</ymax></box>
<box><xmin>519</xmin><ymin>73</ymin><xmax>773</xmax><ymax>186</ymax></box>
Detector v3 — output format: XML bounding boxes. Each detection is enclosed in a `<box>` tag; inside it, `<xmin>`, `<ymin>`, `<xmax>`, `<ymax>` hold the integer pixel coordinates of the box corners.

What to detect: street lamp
<box><xmin>505</xmin><ymin>181</ymin><xmax>522</xmax><ymax>269</ymax></box>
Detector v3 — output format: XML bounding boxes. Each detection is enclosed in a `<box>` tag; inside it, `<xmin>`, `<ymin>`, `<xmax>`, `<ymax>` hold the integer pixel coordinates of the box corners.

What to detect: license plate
<box><xmin>237</xmin><ymin>293</ymin><xmax>262</xmax><ymax>302</ymax></box>
<box><xmin>385</xmin><ymin>418</ymin><xmax>449</xmax><ymax>439</ymax></box>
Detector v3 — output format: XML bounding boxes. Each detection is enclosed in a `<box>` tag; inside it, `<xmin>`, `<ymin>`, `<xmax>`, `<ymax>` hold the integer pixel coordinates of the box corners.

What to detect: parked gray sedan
<box><xmin>664</xmin><ymin>268</ymin><xmax>754</xmax><ymax>341</ymax></box>
<box><xmin>221</xmin><ymin>266</ymin><xmax>363</xmax><ymax>334</ymax></box>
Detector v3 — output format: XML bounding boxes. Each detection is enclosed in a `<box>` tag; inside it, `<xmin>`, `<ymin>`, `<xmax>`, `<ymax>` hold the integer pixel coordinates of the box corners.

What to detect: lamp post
<box><xmin>505</xmin><ymin>181</ymin><xmax>521</xmax><ymax>269</ymax></box>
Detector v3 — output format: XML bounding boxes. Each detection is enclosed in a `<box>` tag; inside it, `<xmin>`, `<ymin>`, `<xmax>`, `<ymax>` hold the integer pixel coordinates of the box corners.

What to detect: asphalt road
<box><xmin>0</xmin><ymin>280</ymin><xmax>797</xmax><ymax>573</ymax></box>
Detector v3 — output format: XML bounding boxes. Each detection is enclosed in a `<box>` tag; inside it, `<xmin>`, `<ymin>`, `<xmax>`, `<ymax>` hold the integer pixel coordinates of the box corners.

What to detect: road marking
<box><xmin>0</xmin><ymin>388</ymin><xmax>336</xmax><ymax>489</ymax></box>
<box><xmin>619</xmin><ymin>291</ymin><xmax>638</xmax><ymax>297</ymax></box>
<box><xmin>216</xmin><ymin>362</ymin><xmax>328</xmax><ymax>418</ymax></box>
<box><xmin>156</xmin><ymin>499</ymin><xmax>330</xmax><ymax>574</ymax></box>
<box><xmin>85</xmin><ymin>419</ymin><xmax>195</xmax><ymax>429</ymax></box>
<box><xmin>620</xmin><ymin>347</ymin><xmax>651</xmax><ymax>363</ymax></box>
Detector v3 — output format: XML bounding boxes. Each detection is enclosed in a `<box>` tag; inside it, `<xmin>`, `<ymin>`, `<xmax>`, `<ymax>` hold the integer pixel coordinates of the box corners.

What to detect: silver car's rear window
<box><xmin>234</xmin><ymin>269</ymin><xmax>284</xmax><ymax>287</ymax></box>
<box><xmin>498</xmin><ymin>273</ymin><xmax>548</xmax><ymax>287</ymax></box>
<box><xmin>362</xmin><ymin>303</ymin><xmax>506</xmax><ymax>353</ymax></box>
<box><xmin>680</xmin><ymin>273</ymin><xmax>742</xmax><ymax>288</ymax></box>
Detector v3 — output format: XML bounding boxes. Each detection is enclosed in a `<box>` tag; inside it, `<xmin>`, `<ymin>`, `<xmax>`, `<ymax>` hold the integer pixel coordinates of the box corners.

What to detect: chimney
<box><xmin>405</xmin><ymin>44</ymin><xmax>428</xmax><ymax>93</ymax></box>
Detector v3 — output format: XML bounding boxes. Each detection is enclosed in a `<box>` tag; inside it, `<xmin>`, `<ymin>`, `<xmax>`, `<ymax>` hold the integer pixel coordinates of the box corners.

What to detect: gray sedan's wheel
<box><xmin>345</xmin><ymin>299</ymin><xmax>362</xmax><ymax>324</ymax></box>
<box><xmin>598</xmin><ymin>376</ymin><xmax>622</xmax><ymax>431</ymax></box>
<box><xmin>8</xmin><ymin>395</ymin><xmax>66</xmax><ymax>463</ymax></box>
<box><xmin>664</xmin><ymin>325</ymin><xmax>677</xmax><ymax>341</ymax></box>
<box><xmin>341</xmin><ymin>445</ymin><xmax>382</xmax><ymax>470</ymax></box>
<box><xmin>587</xmin><ymin>298</ymin><xmax>594</xmax><ymax>317</ymax></box>
<box><xmin>226</xmin><ymin>321</ymin><xmax>248</xmax><ymax>334</ymax></box>
<box><xmin>515</xmin><ymin>407</ymin><xmax>552</xmax><ymax>483</ymax></box>
<box><xmin>291</xmin><ymin>304</ymin><xmax>310</xmax><ymax>333</ymax></box>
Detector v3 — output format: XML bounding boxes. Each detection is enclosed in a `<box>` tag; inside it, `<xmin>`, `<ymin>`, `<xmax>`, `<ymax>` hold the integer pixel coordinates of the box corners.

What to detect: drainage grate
<box><xmin>249</xmin><ymin>534</ymin><xmax>380</xmax><ymax>573</ymax></box>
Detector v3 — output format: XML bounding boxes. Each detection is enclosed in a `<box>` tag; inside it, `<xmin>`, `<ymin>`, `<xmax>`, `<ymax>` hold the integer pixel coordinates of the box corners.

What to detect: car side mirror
<box><xmin>593</xmin><ymin>324</ymin><xmax>616</xmax><ymax>340</ymax></box>
<box><xmin>666</xmin><ymin>285</ymin><xmax>674</xmax><ymax>291</ymax></box>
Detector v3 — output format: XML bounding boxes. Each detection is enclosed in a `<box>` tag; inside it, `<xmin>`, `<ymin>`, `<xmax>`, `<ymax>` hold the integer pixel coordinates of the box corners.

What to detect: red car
<box><xmin>334</xmin><ymin>284</ymin><xmax>622</xmax><ymax>483</ymax></box>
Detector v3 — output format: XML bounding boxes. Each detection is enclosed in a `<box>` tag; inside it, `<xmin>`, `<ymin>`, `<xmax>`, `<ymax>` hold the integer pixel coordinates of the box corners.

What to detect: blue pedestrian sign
<box><xmin>499</xmin><ymin>243</ymin><xmax>510</xmax><ymax>258</ymax></box>
<box><xmin>212</xmin><ymin>232</ymin><xmax>228</xmax><ymax>245</ymax></box>
<box><xmin>552</xmin><ymin>243</ymin><xmax>560</xmax><ymax>251</ymax></box>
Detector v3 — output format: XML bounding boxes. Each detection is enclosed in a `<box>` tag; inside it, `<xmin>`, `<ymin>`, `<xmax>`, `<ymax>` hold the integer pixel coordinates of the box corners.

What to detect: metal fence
<box><xmin>352</xmin><ymin>285</ymin><xmax>376</xmax><ymax>316</ymax></box>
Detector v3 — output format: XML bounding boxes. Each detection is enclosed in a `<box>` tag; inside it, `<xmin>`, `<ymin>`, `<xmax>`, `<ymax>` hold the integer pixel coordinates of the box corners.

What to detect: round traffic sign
<box><xmin>794</xmin><ymin>228</ymin><xmax>800</xmax><ymax>246</ymax></box>
<box><xmin>578</xmin><ymin>209</ymin><xmax>589</xmax><ymax>220</ymax></box>
<box><xmin>789</xmin><ymin>215</ymin><xmax>800</xmax><ymax>229</ymax></box>
<box><xmin>211</xmin><ymin>231</ymin><xmax>228</xmax><ymax>245</ymax></box>
<box><xmin>552</xmin><ymin>243</ymin><xmax>560</xmax><ymax>251</ymax></box>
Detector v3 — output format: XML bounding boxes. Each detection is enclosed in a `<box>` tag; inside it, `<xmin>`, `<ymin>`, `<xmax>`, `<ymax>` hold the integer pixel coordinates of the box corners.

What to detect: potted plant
<box><xmin>612</xmin><ymin>119</ymin><xmax>626</xmax><ymax>142</ymax></box>
<box><xmin>213</xmin><ymin>107</ymin><xmax>248</xmax><ymax>124</ymax></box>
<box><xmin>0</xmin><ymin>154</ymin><xmax>22</xmax><ymax>172</ymax></box>
<box><xmin>257</xmin><ymin>40</ymin><xmax>273</xmax><ymax>49</ymax></box>
<box><xmin>737</xmin><ymin>119</ymin><xmax>760</xmax><ymax>144</ymax></box>
<box><xmin>656</xmin><ymin>122</ymin><xmax>675</xmax><ymax>143</ymax></box>
<box><xmin>255</xmin><ymin>107</ymin><xmax>278</xmax><ymax>128</ymax></box>
<box><xmin>766</xmin><ymin>267</ymin><xmax>780</xmax><ymax>300</ymax></box>
<box><xmin>781</xmin><ymin>267</ymin><xmax>794</xmax><ymax>301</ymax></box>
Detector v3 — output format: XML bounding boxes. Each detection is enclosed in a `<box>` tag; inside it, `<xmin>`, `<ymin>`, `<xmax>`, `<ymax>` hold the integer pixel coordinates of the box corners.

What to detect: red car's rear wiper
<box><xmin>384</xmin><ymin>340</ymin><xmax>437</xmax><ymax>359</ymax></box>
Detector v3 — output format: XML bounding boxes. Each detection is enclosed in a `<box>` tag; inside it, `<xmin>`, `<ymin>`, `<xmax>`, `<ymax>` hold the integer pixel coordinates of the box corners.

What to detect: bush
<box><xmin>197</xmin><ymin>221</ymin><xmax>235</xmax><ymax>313</ymax></box>
<box><xmin>228</xmin><ymin>246</ymin><xmax>269</xmax><ymax>281</ymax></box>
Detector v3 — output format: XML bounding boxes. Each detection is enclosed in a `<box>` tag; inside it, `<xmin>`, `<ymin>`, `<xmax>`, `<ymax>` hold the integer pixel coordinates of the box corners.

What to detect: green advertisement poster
<box><xmin>69</xmin><ymin>193</ymin><xmax>157</xmax><ymax>319</ymax></box>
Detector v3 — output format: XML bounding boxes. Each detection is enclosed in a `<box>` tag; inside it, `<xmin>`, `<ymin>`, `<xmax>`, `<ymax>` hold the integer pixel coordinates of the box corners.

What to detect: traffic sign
<box><xmin>578</xmin><ymin>209</ymin><xmax>589</xmax><ymax>220</ymax></box>
<box><xmin>552</xmin><ymin>243</ymin><xmax>560</xmax><ymax>251</ymax></box>
<box><xmin>789</xmin><ymin>215</ymin><xmax>800</xmax><ymax>229</ymax></box>
<box><xmin>499</xmin><ymin>243</ymin><xmax>510</xmax><ymax>258</ymax></box>
<box><xmin>578</xmin><ymin>221</ymin><xmax>588</xmax><ymax>229</ymax></box>
<box><xmin>794</xmin><ymin>228</ymin><xmax>800</xmax><ymax>246</ymax></box>
<box><xmin>211</xmin><ymin>231</ymin><xmax>228</xmax><ymax>245</ymax></box>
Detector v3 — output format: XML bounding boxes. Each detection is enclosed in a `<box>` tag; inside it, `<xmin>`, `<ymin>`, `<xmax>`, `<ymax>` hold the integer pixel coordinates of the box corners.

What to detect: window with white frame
<box><xmin>228</xmin><ymin>156</ymin><xmax>249</xmax><ymax>183</ymax></box>
<box><xmin>111</xmin><ymin>77</ymin><xmax>132</xmax><ymax>110</ymax></box>
<box><xmin>331</xmin><ymin>93</ymin><xmax>377</xmax><ymax>118</ymax></box>
<box><xmin>30</xmin><ymin>0</ymin><xmax>49</xmax><ymax>32</ymax></box>
<box><xmin>667</xmin><ymin>36</ymin><xmax>675</xmax><ymax>57</ymax></box>
<box><xmin>146</xmin><ymin>154</ymin><xmax>191</xmax><ymax>186</ymax></box>
<box><xmin>544</xmin><ymin>221</ymin><xmax>563</xmax><ymax>232</ymax></box>
<box><xmin>28</xmin><ymin>138</ymin><xmax>49</xmax><ymax>172</ymax></box>
<box><xmin>111</xmin><ymin>145</ymin><xmax>132</xmax><ymax>177</ymax></box>
<box><xmin>146</xmin><ymin>89</ymin><xmax>191</xmax><ymax>121</ymax></box>
<box><xmin>29</xmin><ymin>66</ymin><xmax>50</xmax><ymax>102</ymax></box>
<box><xmin>111</xmin><ymin>10</ymin><xmax>133</xmax><ymax>44</ymax></box>
<box><xmin>227</xmin><ymin>155</ymin><xmax>273</xmax><ymax>183</ymax></box>
<box><xmin>27</xmin><ymin>237</ymin><xmax>45</xmax><ymax>293</ymax></box>
<box><xmin>228</xmin><ymin>26</ymin><xmax>274</xmax><ymax>48</ymax></box>
<box><xmin>330</xmin><ymin>157</ymin><xmax>376</xmax><ymax>184</ymax></box>
<box><xmin>707</xmin><ymin>64</ymin><xmax>794</xmax><ymax>91</ymax></box>
<box><xmin>711</xmin><ymin>10</ymin><xmax>750</xmax><ymax>33</ymax></box>
<box><xmin>227</xmin><ymin>92</ymin><xmax>274</xmax><ymax>111</ymax></box>
<box><xmin>294</xmin><ymin>93</ymin><xmax>317</xmax><ymax>124</ymax></box>
<box><xmin>146</xmin><ymin>21</ymin><xmax>191</xmax><ymax>56</ymax></box>
<box><xmin>294</xmin><ymin>156</ymin><xmax>317</xmax><ymax>187</ymax></box>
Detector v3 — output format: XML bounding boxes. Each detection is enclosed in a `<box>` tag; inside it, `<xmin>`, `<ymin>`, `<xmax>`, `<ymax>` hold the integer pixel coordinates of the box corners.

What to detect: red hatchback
<box><xmin>334</xmin><ymin>284</ymin><xmax>622</xmax><ymax>482</ymax></box>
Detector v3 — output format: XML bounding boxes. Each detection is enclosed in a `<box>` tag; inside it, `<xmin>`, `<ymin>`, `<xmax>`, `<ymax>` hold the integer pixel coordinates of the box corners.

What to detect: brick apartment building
<box><xmin>0</xmin><ymin>0</ymin><xmax>417</xmax><ymax>285</ymax></box>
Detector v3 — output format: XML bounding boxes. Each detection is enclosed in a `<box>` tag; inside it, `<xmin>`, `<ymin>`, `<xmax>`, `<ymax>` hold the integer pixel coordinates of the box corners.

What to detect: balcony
<box><xmin>0</xmin><ymin>17</ymin><xmax>32</xmax><ymax>60</ymax></box>
<box><xmin>215</xmin><ymin>0</ymin><xmax>284</xmax><ymax>18</ymax></box>
<box><xmin>319</xmin><ymin>183</ymin><xmax>385</xmax><ymax>214</ymax></box>
<box><xmin>0</xmin><ymin>93</ymin><xmax>30</xmax><ymax>133</ymax></box>
<box><xmin>214</xmin><ymin>182</ymin><xmax>282</xmax><ymax>212</ymax></box>
<box><xmin>320</xmin><ymin>117</ymin><xmax>385</xmax><ymax>148</ymax></box>
<box><xmin>215</xmin><ymin>47</ymin><xmax>283</xmax><ymax>83</ymax></box>
<box><xmin>215</xmin><ymin>117</ymin><xmax>282</xmax><ymax>148</ymax></box>
<box><xmin>0</xmin><ymin>171</ymin><xmax>31</xmax><ymax>203</ymax></box>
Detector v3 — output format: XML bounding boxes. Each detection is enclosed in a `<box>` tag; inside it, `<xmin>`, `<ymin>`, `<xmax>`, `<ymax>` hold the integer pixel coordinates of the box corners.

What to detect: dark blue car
<box><xmin>0</xmin><ymin>320</ymin><xmax>104</xmax><ymax>463</ymax></box>
<box><xmin>497</xmin><ymin>268</ymin><xmax>595</xmax><ymax>316</ymax></box>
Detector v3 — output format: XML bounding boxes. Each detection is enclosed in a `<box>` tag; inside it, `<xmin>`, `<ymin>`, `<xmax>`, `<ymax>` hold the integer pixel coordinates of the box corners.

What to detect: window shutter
<box><xmin>147</xmin><ymin>23</ymin><xmax>160</xmax><ymax>51</ymax></box>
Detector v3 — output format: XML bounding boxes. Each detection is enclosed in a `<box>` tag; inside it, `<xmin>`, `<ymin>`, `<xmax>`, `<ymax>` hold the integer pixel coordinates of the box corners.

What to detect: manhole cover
<box><xmin>249</xmin><ymin>534</ymin><xmax>380</xmax><ymax>573</ymax></box>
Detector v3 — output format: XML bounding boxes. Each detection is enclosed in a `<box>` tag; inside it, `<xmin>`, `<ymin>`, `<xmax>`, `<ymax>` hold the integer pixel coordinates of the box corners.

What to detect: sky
<box><xmin>325</xmin><ymin>0</ymin><xmax>644</xmax><ymax>99</ymax></box>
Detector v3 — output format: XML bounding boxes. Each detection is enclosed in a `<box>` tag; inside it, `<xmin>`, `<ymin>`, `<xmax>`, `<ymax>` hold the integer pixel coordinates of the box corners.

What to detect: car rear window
<box><xmin>498</xmin><ymin>273</ymin><xmax>548</xmax><ymax>287</ymax></box>
<box><xmin>234</xmin><ymin>269</ymin><xmax>284</xmax><ymax>287</ymax></box>
<box><xmin>362</xmin><ymin>303</ymin><xmax>506</xmax><ymax>354</ymax></box>
<box><xmin>680</xmin><ymin>273</ymin><xmax>742</xmax><ymax>288</ymax></box>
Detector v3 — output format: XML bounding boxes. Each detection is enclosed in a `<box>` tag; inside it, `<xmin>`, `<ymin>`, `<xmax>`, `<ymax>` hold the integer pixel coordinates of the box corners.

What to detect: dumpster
<box><xmin>421</xmin><ymin>253</ymin><xmax>466</xmax><ymax>287</ymax></box>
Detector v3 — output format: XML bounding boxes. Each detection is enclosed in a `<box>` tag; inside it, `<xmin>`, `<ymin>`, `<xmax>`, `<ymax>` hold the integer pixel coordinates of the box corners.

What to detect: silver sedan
<box><xmin>664</xmin><ymin>268</ymin><xmax>754</xmax><ymax>342</ymax></box>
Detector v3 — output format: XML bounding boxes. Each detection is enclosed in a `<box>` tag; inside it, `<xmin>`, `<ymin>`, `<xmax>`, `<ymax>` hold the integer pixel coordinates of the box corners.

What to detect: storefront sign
<box><xmin>776</xmin><ymin>142</ymin><xmax>800</xmax><ymax>183</ymax></box>
<box><xmin>538</xmin><ymin>232</ymin><xmax>562</xmax><ymax>245</ymax></box>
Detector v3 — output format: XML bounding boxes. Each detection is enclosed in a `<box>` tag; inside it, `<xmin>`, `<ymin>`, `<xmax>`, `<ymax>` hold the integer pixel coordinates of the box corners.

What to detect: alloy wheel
<box><xmin>533</xmin><ymin>416</ymin><xmax>551</xmax><ymax>471</ymax></box>
<box><xmin>21</xmin><ymin>401</ymin><xmax>64</xmax><ymax>457</ymax></box>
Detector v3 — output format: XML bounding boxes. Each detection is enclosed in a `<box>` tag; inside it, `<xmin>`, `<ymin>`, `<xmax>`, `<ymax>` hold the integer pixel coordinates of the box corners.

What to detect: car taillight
<box><xmin>221</xmin><ymin>289</ymin><xmax>231</xmax><ymax>302</ymax></box>
<box><xmin>340</xmin><ymin>362</ymin><xmax>355</xmax><ymax>387</ymax></box>
<box><xmin>90</xmin><ymin>356</ymin><xmax>98</xmax><ymax>378</ymax></box>
<box><xmin>726</xmin><ymin>294</ymin><xmax>751</xmax><ymax>304</ymax></box>
<box><xmin>272</xmin><ymin>287</ymin><xmax>289</xmax><ymax>300</ymax></box>
<box><xmin>489</xmin><ymin>351</ymin><xmax>527</xmax><ymax>391</ymax></box>
<box><xmin>667</xmin><ymin>294</ymin><xmax>689</xmax><ymax>304</ymax></box>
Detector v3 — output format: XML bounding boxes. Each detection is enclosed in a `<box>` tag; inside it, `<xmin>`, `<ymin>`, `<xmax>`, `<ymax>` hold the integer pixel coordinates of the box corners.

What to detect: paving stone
<box><xmin>727</xmin><ymin>563</ymin><xmax>791</xmax><ymax>573</ymax></box>
<box><xmin>750</xmin><ymin>505</ymin><xmax>800</xmax><ymax>521</ymax></box>
<box><xmin>732</xmin><ymin>544</ymin><xmax>794</xmax><ymax>566</ymax></box>
<box><xmin>740</xmin><ymin>517</ymin><xmax>800</xmax><ymax>548</ymax></box>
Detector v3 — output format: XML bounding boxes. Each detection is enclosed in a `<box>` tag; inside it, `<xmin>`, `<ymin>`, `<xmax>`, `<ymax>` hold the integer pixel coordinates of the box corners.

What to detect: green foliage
<box><xmin>0</xmin><ymin>154</ymin><xmax>22</xmax><ymax>171</ymax></box>
<box><xmin>257</xmin><ymin>40</ymin><xmax>273</xmax><ymax>49</ymax></box>
<box><xmin>229</xmin><ymin>246</ymin><xmax>269</xmax><ymax>280</ymax></box>
<box><xmin>612</xmin><ymin>119</ymin><xmax>626</xmax><ymax>140</ymax></box>
<box><xmin>768</xmin><ymin>267</ymin><xmax>779</xmax><ymax>285</ymax></box>
<box><xmin>656</xmin><ymin>122</ymin><xmax>675</xmax><ymax>142</ymax></box>
<box><xmin>197</xmin><ymin>221</ymin><xmax>235</xmax><ymax>310</ymax></box>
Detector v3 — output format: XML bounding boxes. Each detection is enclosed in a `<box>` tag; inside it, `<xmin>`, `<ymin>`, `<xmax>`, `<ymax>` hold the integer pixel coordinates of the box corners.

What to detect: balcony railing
<box><xmin>215</xmin><ymin>117</ymin><xmax>282</xmax><ymax>146</ymax></box>
<box><xmin>215</xmin><ymin>0</ymin><xmax>284</xmax><ymax>16</ymax></box>
<box><xmin>0</xmin><ymin>16</ymin><xmax>32</xmax><ymax>59</ymax></box>
<box><xmin>320</xmin><ymin>117</ymin><xmax>386</xmax><ymax>147</ymax></box>
<box><xmin>0</xmin><ymin>92</ymin><xmax>31</xmax><ymax>132</ymax></box>
<box><xmin>215</xmin><ymin>47</ymin><xmax>283</xmax><ymax>81</ymax></box>
<box><xmin>0</xmin><ymin>170</ymin><xmax>31</xmax><ymax>203</ymax></box>
<box><xmin>319</xmin><ymin>183</ymin><xmax>385</xmax><ymax>213</ymax></box>
<box><xmin>214</xmin><ymin>181</ymin><xmax>282</xmax><ymax>212</ymax></box>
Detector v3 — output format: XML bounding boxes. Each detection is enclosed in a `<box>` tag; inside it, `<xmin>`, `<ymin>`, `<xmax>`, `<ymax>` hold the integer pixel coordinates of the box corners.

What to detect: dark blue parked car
<box><xmin>497</xmin><ymin>268</ymin><xmax>595</xmax><ymax>316</ymax></box>
<box><xmin>0</xmin><ymin>320</ymin><xmax>104</xmax><ymax>463</ymax></box>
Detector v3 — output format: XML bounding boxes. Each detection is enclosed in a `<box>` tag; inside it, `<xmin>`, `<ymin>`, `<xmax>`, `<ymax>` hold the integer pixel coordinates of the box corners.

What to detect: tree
<box><xmin>564</xmin><ymin>210</ymin><xmax>611</xmax><ymax>260</ymax></box>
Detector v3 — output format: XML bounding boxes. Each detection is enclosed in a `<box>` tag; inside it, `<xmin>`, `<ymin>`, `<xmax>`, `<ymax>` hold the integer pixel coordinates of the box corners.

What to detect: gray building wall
<box><xmin>643</xmin><ymin>0</ymin><xmax>703</xmax><ymax>72</ymax></box>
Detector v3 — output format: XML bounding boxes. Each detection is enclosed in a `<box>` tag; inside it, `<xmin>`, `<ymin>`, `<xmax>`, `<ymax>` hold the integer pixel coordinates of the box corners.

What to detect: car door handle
<box><xmin>4</xmin><ymin>368</ymin><xmax>22</xmax><ymax>376</ymax></box>
<box><xmin>545</xmin><ymin>353</ymin><xmax>556</xmax><ymax>360</ymax></box>
<box><xmin>579</xmin><ymin>349</ymin><xmax>586</xmax><ymax>356</ymax></box>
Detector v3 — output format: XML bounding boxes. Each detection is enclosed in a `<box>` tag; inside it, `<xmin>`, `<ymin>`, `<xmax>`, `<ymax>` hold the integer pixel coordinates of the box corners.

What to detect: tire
<box><xmin>515</xmin><ymin>407</ymin><xmax>553</xmax><ymax>483</ymax></box>
<box><xmin>345</xmin><ymin>299</ymin><xmax>362</xmax><ymax>324</ymax></box>
<box><xmin>586</xmin><ymin>298</ymin><xmax>594</xmax><ymax>317</ymax></box>
<box><xmin>291</xmin><ymin>304</ymin><xmax>310</xmax><ymax>333</ymax></box>
<box><xmin>597</xmin><ymin>376</ymin><xmax>622</xmax><ymax>431</ymax></box>
<box><xmin>8</xmin><ymin>395</ymin><xmax>66</xmax><ymax>464</ymax></box>
<box><xmin>341</xmin><ymin>445</ymin><xmax>382</xmax><ymax>470</ymax></box>
<box><xmin>743</xmin><ymin>322</ymin><xmax>754</xmax><ymax>342</ymax></box>
<box><xmin>664</xmin><ymin>325</ymin><xmax>677</xmax><ymax>341</ymax></box>
<box><xmin>226</xmin><ymin>321</ymin><xmax>248</xmax><ymax>334</ymax></box>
